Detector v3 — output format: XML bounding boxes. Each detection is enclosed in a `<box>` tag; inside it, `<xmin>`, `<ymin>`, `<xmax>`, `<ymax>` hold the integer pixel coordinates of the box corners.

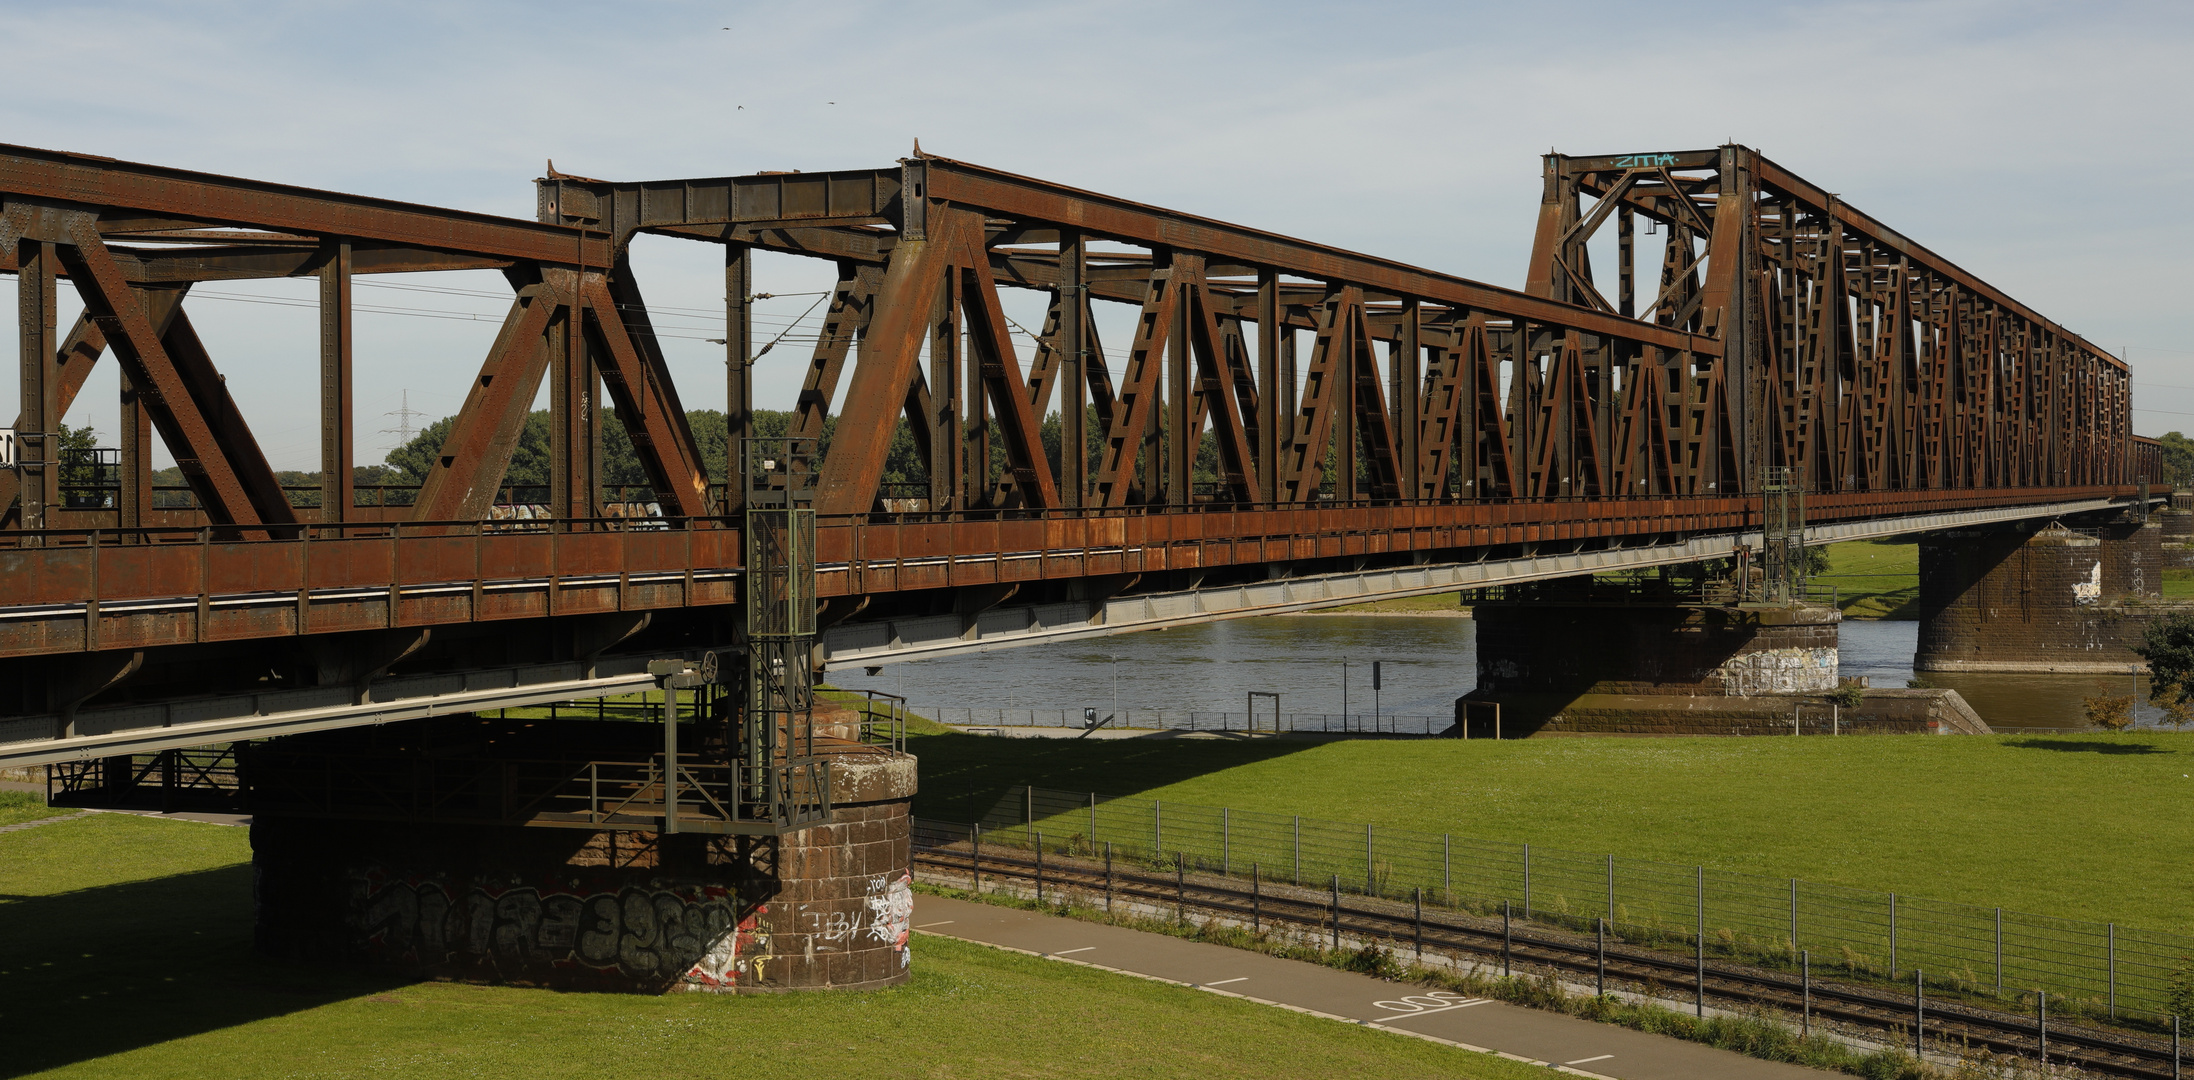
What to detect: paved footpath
<box><xmin>913</xmin><ymin>894</ymin><xmax>1829</xmax><ymax>1080</ymax></box>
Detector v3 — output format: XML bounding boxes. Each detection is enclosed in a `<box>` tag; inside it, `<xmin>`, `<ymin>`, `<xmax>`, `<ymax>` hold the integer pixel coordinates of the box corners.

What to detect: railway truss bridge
<box><xmin>0</xmin><ymin>141</ymin><xmax>2157</xmax><ymax>775</ymax></box>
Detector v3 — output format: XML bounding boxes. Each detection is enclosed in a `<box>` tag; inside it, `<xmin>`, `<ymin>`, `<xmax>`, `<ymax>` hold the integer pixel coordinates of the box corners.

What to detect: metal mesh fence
<box><xmin>914</xmin><ymin>706</ymin><xmax>1452</xmax><ymax>735</ymax></box>
<box><xmin>955</xmin><ymin>784</ymin><xmax>2194</xmax><ymax>1027</ymax></box>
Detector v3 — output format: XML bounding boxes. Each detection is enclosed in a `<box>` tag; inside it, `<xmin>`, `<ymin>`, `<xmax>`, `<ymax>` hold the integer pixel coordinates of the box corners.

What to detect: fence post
<box><xmin>1787</xmin><ymin>878</ymin><xmax>1799</xmax><ymax>958</ymax></box>
<box><xmin>1154</xmin><ymin>799</ymin><xmax>1162</xmax><ymax>855</ymax></box>
<box><xmin>1802</xmin><ymin>949</ymin><xmax>1811</xmax><ymax>1038</ymax></box>
<box><xmin>2039</xmin><ymin>991</ymin><xmax>2047</xmax><ymax>1069</ymax></box>
<box><xmin>1036</xmin><ymin>830</ymin><xmax>1044</xmax><ymax>906</ymax></box>
<box><xmin>1523</xmin><ymin>843</ymin><xmax>1532</xmax><ymax>918</ymax></box>
<box><xmin>1606</xmin><ymin>854</ymin><xmax>1615</xmax><ymax>926</ymax></box>
<box><xmin>1089</xmin><ymin>791</ymin><xmax>1098</xmax><ymax>848</ymax></box>
<box><xmin>1026</xmin><ymin>785</ymin><xmax>1034</xmax><ymax>847</ymax></box>
<box><xmin>1889</xmin><ymin>892</ymin><xmax>1898</xmax><ymax>978</ymax></box>
<box><xmin>1293</xmin><ymin>816</ymin><xmax>1301</xmax><ymax>885</ymax></box>
<box><xmin>973</xmin><ymin>822</ymin><xmax>983</xmax><ymax>894</ymax></box>
<box><xmin>2174</xmin><ymin>1013</ymin><xmax>2180</xmax><ymax>1080</ymax></box>
<box><xmin>1995</xmin><ymin>907</ymin><xmax>2003</xmax><ymax>996</ymax></box>
<box><xmin>1443</xmin><ymin>833</ymin><xmax>1452</xmax><ymax>898</ymax></box>
<box><xmin>1914</xmin><ymin>968</ymin><xmax>1924</xmax><ymax>1059</ymax></box>
<box><xmin>1502</xmin><ymin>899</ymin><xmax>1512</xmax><ymax>976</ymax></box>
<box><xmin>2110</xmin><ymin>922</ymin><xmax>2117</xmax><ymax>1019</ymax></box>
<box><xmin>1696</xmin><ymin>864</ymin><xmax>1706</xmax><ymax>1018</ymax></box>
<box><xmin>1413</xmin><ymin>887</ymin><xmax>1423</xmax><ymax>956</ymax></box>
<box><xmin>1223</xmin><ymin>807</ymin><xmax>1230</xmax><ymax>877</ymax></box>
<box><xmin>1104</xmin><ymin>840</ymin><xmax>1113</xmax><ymax>912</ymax></box>
<box><xmin>1175</xmin><ymin>852</ymin><xmax>1185</xmax><ymax>924</ymax></box>
<box><xmin>1596</xmin><ymin>917</ymin><xmax>1606</xmax><ymax>997</ymax></box>
<box><xmin>1252</xmin><ymin>863</ymin><xmax>1261</xmax><ymax>934</ymax></box>
<box><xmin>1330</xmin><ymin>875</ymin><xmax>1341</xmax><ymax>949</ymax></box>
<box><xmin>1365</xmin><ymin>823</ymin><xmax>1375</xmax><ymax>897</ymax></box>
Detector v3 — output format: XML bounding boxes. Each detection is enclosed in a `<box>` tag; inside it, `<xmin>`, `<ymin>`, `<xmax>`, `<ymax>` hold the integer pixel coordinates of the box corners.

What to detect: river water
<box><xmin>833</xmin><ymin>615</ymin><xmax>2169</xmax><ymax>733</ymax></box>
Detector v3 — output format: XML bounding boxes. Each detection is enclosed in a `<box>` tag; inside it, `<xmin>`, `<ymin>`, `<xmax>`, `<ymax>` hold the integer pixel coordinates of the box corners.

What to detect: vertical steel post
<box><xmin>2173</xmin><ymin>1013</ymin><xmax>2180</xmax><ymax>1080</ymax></box>
<box><xmin>1059</xmin><ymin>230</ymin><xmax>1086</xmax><ymax>506</ymax></box>
<box><xmin>1104</xmin><ymin>840</ymin><xmax>1112</xmax><ymax>912</ymax></box>
<box><xmin>724</xmin><ymin>247</ymin><xmax>752</xmax><ymax>510</ymax></box>
<box><xmin>1523</xmin><ymin>843</ymin><xmax>1532</xmax><ymax>918</ymax></box>
<box><xmin>1696</xmin><ymin>865</ymin><xmax>1706</xmax><ymax>1017</ymax></box>
<box><xmin>319</xmin><ymin>241</ymin><xmax>354</xmax><ymax>522</ymax></box>
<box><xmin>1025</xmin><ymin>784</ymin><xmax>1034</xmax><ymax>847</ymax></box>
<box><xmin>1802</xmin><ymin>949</ymin><xmax>1811</xmax><ymax>1038</ymax></box>
<box><xmin>1176</xmin><ymin>852</ymin><xmax>1185</xmax><ymax>924</ymax></box>
<box><xmin>2110</xmin><ymin>922</ymin><xmax>2117</xmax><ymax>1018</ymax></box>
<box><xmin>18</xmin><ymin>239</ymin><xmax>56</xmax><ymax>534</ymax></box>
<box><xmin>661</xmin><ymin>680</ymin><xmax>678</xmax><ymax>835</ymax></box>
<box><xmin>1443</xmin><ymin>833</ymin><xmax>1452</xmax><ymax>897</ymax></box>
<box><xmin>1257</xmin><ymin>269</ymin><xmax>1279</xmax><ymax>504</ymax></box>
<box><xmin>2039</xmin><ymin>991</ymin><xmax>2047</xmax><ymax>1068</ymax></box>
<box><xmin>1413</xmin><ymin>887</ymin><xmax>1423</xmax><ymax>956</ymax></box>
<box><xmin>1223</xmin><ymin>807</ymin><xmax>1230</xmax><ymax>877</ymax></box>
<box><xmin>1608</xmin><ymin>854</ymin><xmax>1616</xmax><ymax>926</ymax></box>
<box><xmin>1293</xmin><ymin>816</ymin><xmax>1301</xmax><ymax>885</ymax></box>
<box><xmin>1996</xmin><ymin>907</ymin><xmax>2003</xmax><ymax>996</ymax></box>
<box><xmin>1154</xmin><ymin>799</ymin><xmax>1162</xmax><ymax>855</ymax></box>
<box><xmin>974</xmin><ymin>822</ymin><xmax>982</xmax><ymax>894</ymax></box>
<box><xmin>1502</xmin><ymin>899</ymin><xmax>1512</xmax><ymax>976</ymax></box>
<box><xmin>1889</xmin><ymin>892</ymin><xmax>1898</xmax><ymax>978</ymax></box>
<box><xmin>1252</xmin><ymin>863</ymin><xmax>1261</xmax><ymax>934</ymax></box>
<box><xmin>1331</xmin><ymin>875</ymin><xmax>1340</xmax><ymax>949</ymax></box>
<box><xmin>1915</xmin><ymin>968</ymin><xmax>1924</xmax><ymax>1059</ymax></box>
<box><xmin>1596</xmin><ymin>917</ymin><xmax>1606</xmax><ymax>997</ymax></box>
<box><xmin>1089</xmin><ymin>791</ymin><xmax>1098</xmax><ymax>848</ymax></box>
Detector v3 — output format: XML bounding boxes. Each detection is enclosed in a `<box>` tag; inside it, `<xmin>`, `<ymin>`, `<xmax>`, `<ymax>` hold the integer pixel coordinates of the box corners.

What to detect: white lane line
<box><xmin>914</xmin><ymin>920</ymin><xmax>956</xmax><ymax>928</ymax></box>
<box><xmin>1564</xmin><ymin>1055</ymin><xmax>1614</xmax><ymax>1065</ymax></box>
<box><xmin>1050</xmin><ymin>946</ymin><xmax>1097</xmax><ymax>955</ymax></box>
<box><xmin>1204</xmin><ymin>977</ymin><xmax>1249</xmax><ymax>986</ymax></box>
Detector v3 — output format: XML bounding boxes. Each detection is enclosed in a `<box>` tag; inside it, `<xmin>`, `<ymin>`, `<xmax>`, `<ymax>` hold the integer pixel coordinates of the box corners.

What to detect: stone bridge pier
<box><xmin>1459</xmin><ymin>595</ymin><xmax>1987</xmax><ymax>736</ymax></box>
<box><xmin>248</xmin><ymin>700</ymin><xmax>917</xmax><ymax>994</ymax></box>
<box><xmin>1916</xmin><ymin>517</ymin><xmax>2168</xmax><ymax>674</ymax></box>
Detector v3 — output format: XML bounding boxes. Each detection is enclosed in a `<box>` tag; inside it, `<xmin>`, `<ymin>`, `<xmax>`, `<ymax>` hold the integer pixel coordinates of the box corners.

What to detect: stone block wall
<box><xmin>1474</xmin><ymin>602</ymin><xmax>1839</xmax><ymax>696</ymax></box>
<box><xmin>1917</xmin><ymin>522</ymin><xmax>2162</xmax><ymax>672</ymax></box>
<box><xmin>251</xmin><ymin>736</ymin><xmax>916</xmax><ymax>994</ymax></box>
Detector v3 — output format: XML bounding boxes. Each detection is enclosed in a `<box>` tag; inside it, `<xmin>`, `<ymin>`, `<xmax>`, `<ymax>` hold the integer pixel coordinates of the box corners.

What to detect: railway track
<box><xmin>913</xmin><ymin>840</ymin><xmax>2184</xmax><ymax>1078</ymax></box>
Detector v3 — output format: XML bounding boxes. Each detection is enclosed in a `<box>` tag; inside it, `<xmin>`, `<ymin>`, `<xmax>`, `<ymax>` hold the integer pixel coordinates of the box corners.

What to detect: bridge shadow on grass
<box><xmin>0</xmin><ymin>862</ymin><xmax>410</xmax><ymax>1078</ymax></box>
<box><xmin>2003</xmin><ymin>737</ymin><xmax>2175</xmax><ymax>755</ymax></box>
<box><xmin>906</xmin><ymin>729</ymin><xmax>1326</xmax><ymax>823</ymax></box>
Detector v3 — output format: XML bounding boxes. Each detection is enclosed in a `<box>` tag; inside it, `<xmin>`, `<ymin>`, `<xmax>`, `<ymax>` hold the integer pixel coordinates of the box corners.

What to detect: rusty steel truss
<box><xmin>0</xmin><ymin>141</ymin><xmax>2156</xmax><ymax>707</ymax></box>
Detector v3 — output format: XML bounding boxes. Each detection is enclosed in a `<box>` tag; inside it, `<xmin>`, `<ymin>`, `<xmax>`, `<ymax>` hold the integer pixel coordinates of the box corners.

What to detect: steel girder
<box><xmin>1526</xmin><ymin>146</ymin><xmax>2138</xmax><ymax>498</ymax></box>
<box><xmin>0</xmin><ymin>143</ymin><xmax>706</xmax><ymax>533</ymax></box>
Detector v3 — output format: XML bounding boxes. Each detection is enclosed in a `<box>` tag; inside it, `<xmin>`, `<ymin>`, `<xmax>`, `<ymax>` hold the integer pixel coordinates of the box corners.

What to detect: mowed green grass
<box><xmin>0</xmin><ymin>789</ymin><xmax>72</xmax><ymax>826</ymax></box>
<box><xmin>1</xmin><ymin>814</ymin><xmax>1555</xmax><ymax>1080</ymax></box>
<box><xmin>1811</xmin><ymin>539</ymin><xmax>1920</xmax><ymax>619</ymax></box>
<box><xmin>910</xmin><ymin>729</ymin><xmax>2194</xmax><ymax>934</ymax></box>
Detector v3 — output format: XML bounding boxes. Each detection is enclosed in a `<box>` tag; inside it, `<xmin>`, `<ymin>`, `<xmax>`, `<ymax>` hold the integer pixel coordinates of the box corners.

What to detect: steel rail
<box><xmin>917</xmin><ymin>841</ymin><xmax>2183</xmax><ymax>1079</ymax></box>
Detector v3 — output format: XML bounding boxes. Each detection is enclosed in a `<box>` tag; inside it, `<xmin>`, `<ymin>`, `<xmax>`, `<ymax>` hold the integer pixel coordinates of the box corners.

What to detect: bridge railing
<box><xmin>916</xmin><ymin>706</ymin><xmax>1452</xmax><ymax>736</ymax></box>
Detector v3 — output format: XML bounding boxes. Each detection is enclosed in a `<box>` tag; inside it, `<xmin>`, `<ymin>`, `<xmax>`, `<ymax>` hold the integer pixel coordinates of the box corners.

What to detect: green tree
<box><xmin>2135</xmin><ymin>613</ymin><xmax>2194</xmax><ymax>712</ymax></box>
<box><xmin>2156</xmin><ymin>431</ymin><xmax>2194</xmax><ymax>487</ymax></box>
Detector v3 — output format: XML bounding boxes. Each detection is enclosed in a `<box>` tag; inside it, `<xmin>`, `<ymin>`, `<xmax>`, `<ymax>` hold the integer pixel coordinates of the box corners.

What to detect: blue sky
<box><xmin>5</xmin><ymin>0</ymin><xmax>2190</xmax><ymax>468</ymax></box>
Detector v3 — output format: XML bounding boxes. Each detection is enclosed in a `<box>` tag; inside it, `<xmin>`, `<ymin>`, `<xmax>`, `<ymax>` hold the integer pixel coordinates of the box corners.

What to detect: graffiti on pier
<box><xmin>870</xmin><ymin>872</ymin><xmax>913</xmax><ymax>969</ymax></box>
<box><xmin>349</xmin><ymin>869</ymin><xmax>766</xmax><ymax>991</ymax></box>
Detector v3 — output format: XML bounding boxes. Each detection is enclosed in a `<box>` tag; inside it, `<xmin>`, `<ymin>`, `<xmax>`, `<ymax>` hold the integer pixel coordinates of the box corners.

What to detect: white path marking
<box><xmin>1564</xmin><ymin>1055</ymin><xmax>1615</xmax><ymax>1066</ymax></box>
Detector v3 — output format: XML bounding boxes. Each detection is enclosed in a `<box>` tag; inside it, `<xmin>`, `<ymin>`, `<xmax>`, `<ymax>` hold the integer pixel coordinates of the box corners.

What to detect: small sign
<box><xmin>0</xmin><ymin>429</ymin><xmax>13</xmax><ymax>468</ymax></box>
<box><xmin>1372</xmin><ymin>661</ymin><xmax>1382</xmax><ymax>690</ymax></box>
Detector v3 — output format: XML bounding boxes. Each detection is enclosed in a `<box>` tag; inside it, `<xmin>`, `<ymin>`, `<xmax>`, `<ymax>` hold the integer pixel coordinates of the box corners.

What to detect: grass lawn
<box><xmin>909</xmin><ymin>728</ymin><xmax>2194</xmax><ymax>933</ymax></box>
<box><xmin>0</xmin><ymin>789</ymin><xmax>72</xmax><ymax>827</ymax></box>
<box><xmin>1</xmin><ymin>814</ymin><xmax>1556</xmax><ymax>1080</ymax></box>
<box><xmin>2167</xmin><ymin>567</ymin><xmax>2194</xmax><ymax>598</ymax></box>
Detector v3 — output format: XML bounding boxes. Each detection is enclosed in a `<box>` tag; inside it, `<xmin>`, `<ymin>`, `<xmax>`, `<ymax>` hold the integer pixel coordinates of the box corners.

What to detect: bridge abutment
<box><xmin>248</xmin><ymin>705</ymin><xmax>917</xmax><ymax>994</ymax></box>
<box><xmin>1462</xmin><ymin>599</ymin><xmax>1986</xmax><ymax>736</ymax></box>
<box><xmin>1916</xmin><ymin>520</ymin><xmax>2163</xmax><ymax>673</ymax></box>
